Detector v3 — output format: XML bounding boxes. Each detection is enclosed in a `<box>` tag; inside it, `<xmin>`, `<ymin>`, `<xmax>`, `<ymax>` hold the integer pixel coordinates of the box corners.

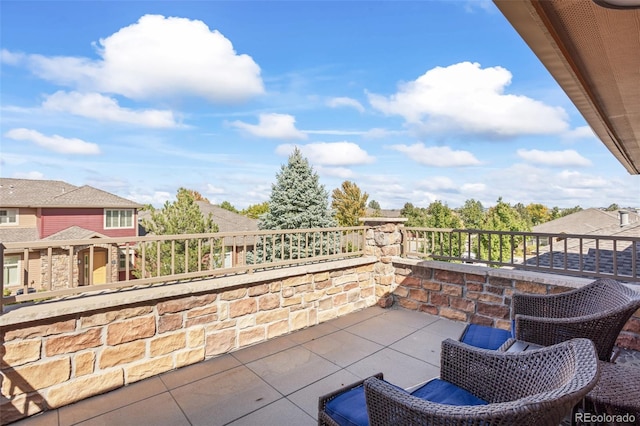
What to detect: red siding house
<box><xmin>0</xmin><ymin>178</ymin><xmax>142</xmax><ymax>290</ymax></box>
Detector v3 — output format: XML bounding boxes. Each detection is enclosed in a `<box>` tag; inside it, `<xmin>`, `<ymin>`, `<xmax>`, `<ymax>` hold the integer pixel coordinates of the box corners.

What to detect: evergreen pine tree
<box><xmin>251</xmin><ymin>148</ymin><xmax>336</xmax><ymax>263</ymax></box>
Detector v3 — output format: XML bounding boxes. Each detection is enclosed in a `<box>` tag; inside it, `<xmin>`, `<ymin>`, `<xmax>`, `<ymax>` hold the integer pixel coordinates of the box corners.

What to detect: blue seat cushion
<box><xmin>324</xmin><ymin>381</ymin><xmax>405</xmax><ymax>426</ymax></box>
<box><xmin>460</xmin><ymin>324</ymin><xmax>512</xmax><ymax>350</ymax></box>
<box><xmin>410</xmin><ymin>379</ymin><xmax>488</xmax><ymax>406</ymax></box>
<box><xmin>324</xmin><ymin>378</ymin><xmax>488</xmax><ymax>426</ymax></box>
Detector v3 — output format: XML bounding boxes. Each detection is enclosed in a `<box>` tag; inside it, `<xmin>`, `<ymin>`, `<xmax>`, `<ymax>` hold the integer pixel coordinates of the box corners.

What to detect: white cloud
<box><xmin>205</xmin><ymin>184</ymin><xmax>226</xmax><ymax>194</ymax></box>
<box><xmin>517</xmin><ymin>149</ymin><xmax>591</xmax><ymax>167</ymax></box>
<box><xmin>316</xmin><ymin>166</ymin><xmax>355</xmax><ymax>179</ymax></box>
<box><xmin>363</xmin><ymin>128</ymin><xmax>406</xmax><ymax>139</ymax></box>
<box><xmin>1</xmin><ymin>48</ymin><xmax>24</xmax><ymax>65</ymax></box>
<box><xmin>326</xmin><ymin>97</ymin><xmax>365</xmax><ymax>113</ymax></box>
<box><xmin>461</xmin><ymin>183</ymin><xmax>486</xmax><ymax>193</ymax></box>
<box><xmin>389</xmin><ymin>143</ymin><xmax>481</xmax><ymax>167</ymax></box>
<box><xmin>127</xmin><ymin>190</ymin><xmax>172</xmax><ymax>207</ymax></box>
<box><xmin>230</xmin><ymin>113</ymin><xmax>307</xmax><ymax>140</ymax></box>
<box><xmin>563</xmin><ymin>126</ymin><xmax>596</xmax><ymax>141</ymax></box>
<box><xmin>4</xmin><ymin>128</ymin><xmax>101</xmax><ymax>154</ymax></box>
<box><xmin>42</xmin><ymin>91</ymin><xmax>180</xmax><ymax>128</ymax></box>
<box><xmin>368</xmin><ymin>62</ymin><xmax>569</xmax><ymax>137</ymax></box>
<box><xmin>18</xmin><ymin>14</ymin><xmax>264</xmax><ymax>103</ymax></box>
<box><xmin>416</xmin><ymin>176</ymin><xmax>458</xmax><ymax>192</ymax></box>
<box><xmin>13</xmin><ymin>171</ymin><xmax>45</xmax><ymax>180</ymax></box>
<box><xmin>276</xmin><ymin>142</ymin><xmax>375</xmax><ymax>166</ymax></box>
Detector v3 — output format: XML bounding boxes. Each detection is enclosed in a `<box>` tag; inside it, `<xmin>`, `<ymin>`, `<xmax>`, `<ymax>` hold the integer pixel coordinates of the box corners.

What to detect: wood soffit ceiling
<box><xmin>494</xmin><ymin>0</ymin><xmax>640</xmax><ymax>174</ymax></box>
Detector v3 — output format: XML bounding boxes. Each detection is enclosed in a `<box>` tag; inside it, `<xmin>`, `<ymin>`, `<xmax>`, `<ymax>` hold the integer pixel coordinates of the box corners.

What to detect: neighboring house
<box><xmin>527</xmin><ymin>208</ymin><xmax>640</xmax><ymax>278</ymax></box>
<box><xmin>197</xmin><ymin>201</ymin><xmax>258</xmax><ymax>268</ymax></box>
<box><xmin>138</xmin><ymin>201</ymin><xmax>258</xmax><ymax>269</ymax></box>
<box><xmin>0</xmin><ymin>178</ymin><xmax>142</xmax><ymax>290</ymax></box>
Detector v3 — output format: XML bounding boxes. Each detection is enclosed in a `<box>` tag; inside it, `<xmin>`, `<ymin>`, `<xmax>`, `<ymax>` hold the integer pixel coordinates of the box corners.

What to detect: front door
<box><xmin>92</xmin><ymin>251</ymin><xmax>107</xmax><ymax>284</ymax></box>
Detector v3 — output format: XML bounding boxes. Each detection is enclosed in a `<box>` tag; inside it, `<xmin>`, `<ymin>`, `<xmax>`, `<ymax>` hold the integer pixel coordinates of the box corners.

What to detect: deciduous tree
<box><xmin>331</xmin><ymin>180</ymin><xmax>369</xmax><ymax>226</ymax></box>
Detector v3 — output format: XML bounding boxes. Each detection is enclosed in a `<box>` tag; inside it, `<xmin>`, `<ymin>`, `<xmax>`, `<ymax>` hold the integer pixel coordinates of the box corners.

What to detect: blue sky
<box><xmin>1</xmin><ymin>1</ymin><xmax>638</xmax><ymax>210</ymax></box>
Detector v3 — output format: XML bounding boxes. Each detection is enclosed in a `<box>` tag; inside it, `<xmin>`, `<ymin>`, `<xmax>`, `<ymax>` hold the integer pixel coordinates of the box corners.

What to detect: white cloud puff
<box><xmin>42</xmin><ymin>91</ymin><xmax>180</xmax><ymax>128</ymax></box>
<box><xmin>389</xmin><ymin>143</ymin><xmax>481</xmax><ymax>167</ymax></box>
<box><xmin>19</xmin><ymin>15</ymin><xmax>264</xmax><ymax>103</ymax></box>
<box><xmin>230</xmin><ymin>113</ymin><xmax>307</xmax><ymax>140</ymax></box>
<box><xmin>517</xmin><ymin>149</ymin><xmax>591</xmax><ymax>167</ymax></box>
<box><xmin>326</xmin><ymin>97</ymin><xmax>365</xmax><ymax>113</ymax></box>
<box><xmin>276</xmin><ymin>142</ymin><xmax>375</xmax><ymax>166</ymax></box>
<box><xmin>368</xmin><ymin>62</ymin><xmax>569</xmax><ymax>137</ymax></box>
<box><xmin>4</xmin><ymin>128</ymin><xmax>100</xmax><ymax>154</ymax></box>
<box><xmin>205</xmin><ymin>184</ymin><xmax>226</xmax><ymax>195</ymax></box>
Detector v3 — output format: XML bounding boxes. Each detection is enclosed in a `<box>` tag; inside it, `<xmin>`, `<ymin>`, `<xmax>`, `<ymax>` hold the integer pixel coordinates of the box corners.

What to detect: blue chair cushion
<box><xmin>460</xmin><ymin>324</ymin><xmax>512</xmax><ymax>350</ymax></box>
<box><xmin>324</xmin><ymin>381</ymin><xmax>405</xmax><ymax>426</ymax></box>
<box><xmin>324</xmin><ymin>378</ymin><xmax>487</xmax><ymax>426</ymax></box>
<box><xmin>410</xmin><ymin>379</ymin><xmax>488</xmax><ymax>406</ymax></box>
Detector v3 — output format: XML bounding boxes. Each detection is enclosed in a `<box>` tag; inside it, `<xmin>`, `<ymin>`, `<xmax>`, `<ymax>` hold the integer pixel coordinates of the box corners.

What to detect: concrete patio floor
<box><xmin>12</xmin><ymin>306</ymin><xmax>466</xmax><ymax>426</ymax></box>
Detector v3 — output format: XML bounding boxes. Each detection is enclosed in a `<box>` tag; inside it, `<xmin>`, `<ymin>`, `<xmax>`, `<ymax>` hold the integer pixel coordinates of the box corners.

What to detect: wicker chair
<box><xmin>318</xmin><ymin>338</ymin><xmax>599</xmax><ymax>426</ymax></box>
<box><xmin>512</xmin><ymin>278</ymin><xmax>640</xmax><ymax>361</ymax></box>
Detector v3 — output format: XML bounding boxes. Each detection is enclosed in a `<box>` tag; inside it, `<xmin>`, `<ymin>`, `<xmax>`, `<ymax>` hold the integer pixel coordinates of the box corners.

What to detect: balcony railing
<box><xmin>403</xmin><ymin>227</ymin><xmax>640</xmax><ymax>283</ymax></box>
<box><xmin>0</xmin><ymin>226</ymin><xmax>366</xmax><ymax>311</ymax></box>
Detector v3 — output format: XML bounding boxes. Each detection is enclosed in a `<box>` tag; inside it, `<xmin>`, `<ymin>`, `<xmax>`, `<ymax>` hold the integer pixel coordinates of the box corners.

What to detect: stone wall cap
<box><xmin>359</xmin><ymin>217</ymin><xmax>408</xmax><ymax>223</ymax></box>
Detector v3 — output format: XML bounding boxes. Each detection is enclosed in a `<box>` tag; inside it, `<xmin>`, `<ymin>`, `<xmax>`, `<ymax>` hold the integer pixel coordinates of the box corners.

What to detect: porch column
<box><xmin>361</xmin><ymin>217</ymin><xmax>407</xmax><ymax>308</ymax></box>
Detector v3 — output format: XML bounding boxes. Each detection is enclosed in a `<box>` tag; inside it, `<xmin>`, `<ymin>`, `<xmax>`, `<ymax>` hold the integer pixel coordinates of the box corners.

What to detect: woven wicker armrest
<box><xmin>439</xmin><ymin>338</ymin><xmax>598</xmax><ymax>403</ymax></box>
<box><xmin>317</xmin><ymin>372</ymin><xmax>383</xmax><ymax>426</ymax></box>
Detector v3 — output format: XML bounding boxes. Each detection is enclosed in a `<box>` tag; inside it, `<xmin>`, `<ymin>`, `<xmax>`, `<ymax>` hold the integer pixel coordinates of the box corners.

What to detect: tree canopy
<box><xmin>241</xmin><ymin>201</ymin><xmax>269</xmax><ymax>219</ymax></box>
<box><xmin>331</xmin><ymin>180</ymin><xmax>369</xmax><ymax>226</ymax></box>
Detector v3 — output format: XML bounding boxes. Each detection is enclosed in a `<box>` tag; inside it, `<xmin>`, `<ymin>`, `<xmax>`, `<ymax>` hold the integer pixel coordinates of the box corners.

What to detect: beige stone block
<box><xmin>283</xmin><ymin>274</ymin><xmax>311</xmax><ymax>287</ymax></box>
<box><xmin>188</xmin><ymin>327</ymin><xmax>205</xmax><ymax>348</ymax></box>
<box><xmin>150</xmin><ymin>331</ymin><xmax>186</xmax><ymax>357</ymax></box>
<box><xmin>220</xmin><ymin>288</ymin><xmax>247</xmax><ymax>301</ymax></box>
<box><xmin>237</xmin><ymin>315</ymin><xmax>255</xmax><ymax>329</ymax></box>
<box><xmin>205</xmin><ymin>319</ymin><xmax>236</xmax><ymax>331</ymax></box>
<box><xmin>2</xmin><ymin>357</ymin><xmax>70</xmax><ymax>396</ymax></box>
<box><xmin>309</xmin><ymin>307</ymin><xmax>318</xmax><ymax>325</ymax></box>
<box><xmin>75</xmin><ymin>351</ymin><xmax>95</xmax><ymax>376</ymax></box>
<box><xmin>175</xmin><ymin>348</ymin><xmax>204</xmax><ymax>368</ymax></box>
<box><xmin>1</xmin><ymin>339</ymin><xmax>41</xmax><ymax>368</ymax></box>
<box><xmin>361</xmin><ymin>287</ymin><xmax>374</xmax><ymax>298</ymax></box>
<box><xmin>218</xmin><ymin>302</ymin><xmax>229</xmax><ymax>320</ymax></box>
<box><xmin>317</xmin><ymin>309</ymin><xmax>338</xmax><ymax>323</ymax></box>
<box><xmin>259</xmin><ymin>293</ymin><xmax>280</xmax><ymax>311</ymax></box>
<box><xmin>313</xmin><ymin>272</ymin><xmax>330</xmax><ymax>282</ymax></box>
<box><xmin>315</xmin><ymin>279</ymin><xmax>332</xmax><ymax>290</ymax></box>
<box><xmin>239</xmin><ymin>327</ymin><xmax>265</xmax><ymax>347</ymax></box>
<box><xmin>334</xmin><ymin>273</ymin><xmax>358</xmax><ymax>286</ymax></box>
<box><xmin>325</xmin><ymin>286</ymin><xmax>342</xmax><ymax>295</ymax></box>
<box><xmin>267</xmin><ymin>320</ymin><xmax>289</xmax><ymax>339</ymax></box>
<box><xmin>256</xmin><ymin>308</ymin><xmax>289</xmax><ymax>324</ymax></box>
<box><xmin>126</xmin><ymin>355</ymin><xmax>173</xmax><ymax>383</ymax></box>
<box><xmin>157</xmin><ymin>294</ymin><xmax>217</xmax><ymax>315</ymax></box>
<box><xmin>303</xmin><ymin>292</ymin><xmax>322</xmax><ymax>303</ymax></box>
<box><xmin>294</xmin><ymin>283</ymin><xmax>314</xmax><ymax>294</ymax></box>
<box><xmin>282</xmin><ymin>287</ymin><xmax>295</xmax><ymax>297</ymax></box>
<box><xmin>107</xmin><ymin>316</ymin><xmax>156</xmax><ymax>346</ymax></box>
<box><xmin>0</xmin><ymin>392</ymin><xmax>45</xmax><ymax>424</ymax></box>
<box><xmin>184</xmin><ymin>314</ymin><xmax>218</xmax><ymax>328</ymax></box>
<box><xmin>99</xmin><ymin>341</ymin><xmax>146</xmax><ymax>369</ymax></box>
<box><xmin>270</xmin><ymin>281</ymin><xmax>282</xmax><ymax>292</ymax></box>
<box><xmin>290</xmin><ymin>310</ymin><xmax>308</xmax><ymax>330</ymax></box>
<box><xmin>248</xmin><ymin>284</ymin><xmax>269</xmax><ymax>296</ymax></box>
<box><xmin>439</xmin><ymin>307</ymin><xmax>467</xmax><ymax>322</ymax></box>
<box><xmin>205</xmin><ymin>329</ymin><xmax>236</xmax><ymax>356</ymax></box>
<box><xmin>46</xmin><ymin>328</ymin><xmax>102</xmax><ymax>356</ymax></box>
<box><xmin>229</xmin><ymin>299</ymin><xmax>257</xmax><ymax>318</ymax></box>
<box><xmin>338</xmin><ymin>304</ymin><xmax>355</xmax><ymax>317</ymax></box>
<box><xmin>4</xmin><ymin>319</ymin><xmax>76</xmax><ymax>341</ymax></box>
<box><xmin>318</xmin><ymin>297</ymin><xmax>333</xmax><ymax>311</ymax></box>
<box><xmin>186</xmin><ymin>304</ymin><xmax>218</xmax><ymax>319</ymax></box>
<box><xmin>333</xmin><ymin>293</ymin><xmax>348</xmax><ymax>306</ymax></box>
<box><xmin>357</xmin><ymin>264</ymin><xmax>374</xmax><ymax>273</ymax></box>
<box><xmin>81</xmin><ymin>306</ymin><xmax>153</xmax><ymax>328</ymax></box>
<box><xmin>282</xmin><ymin>295</ymin><xmax>302</xmax><ymax>307</ymax></box>
<box><xmin>158</xmin><ymin>313</ymin><xmax>183</xmax><ymax>333</ymax></box>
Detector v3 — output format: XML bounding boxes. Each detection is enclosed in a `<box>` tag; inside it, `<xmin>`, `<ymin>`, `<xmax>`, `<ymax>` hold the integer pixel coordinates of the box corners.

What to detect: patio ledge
<box><xmin>0</xmin><ymin>256</ymin><xmax>378</xmax><ymax>327</ymax></box>
<box><xmin>393</xmin><ymin>257</ymin><xmax>596</xmax><ymax>289</ymax></box>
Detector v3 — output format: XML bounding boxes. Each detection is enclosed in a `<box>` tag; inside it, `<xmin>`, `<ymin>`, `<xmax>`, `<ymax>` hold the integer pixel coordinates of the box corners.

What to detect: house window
<box><xmin>118</xmin><ymin>249</ymin><xmax>134</xmax><ymax>270</ymax></box>
<box><xmin>3</xmin><ymin>255</ymin><xmax>20</xmax><ymax>286</ymax></box>
<box><xmin>0</xmin><ymin>209</ymin><xmax>18</xmax><ymax>226</ymax></box>
<box><xmin>105</xmin><ymin>209</ymin><xmax>134</xmax><ymax>229</ymax></box>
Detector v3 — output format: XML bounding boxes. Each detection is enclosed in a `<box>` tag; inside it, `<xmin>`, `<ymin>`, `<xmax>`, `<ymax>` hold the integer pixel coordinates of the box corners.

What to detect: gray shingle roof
<box><xmin>43</xmin><ymin>226</ymin><xmax>108</xmax><ymax>241</ymax></box>
<box><xmin>0</xmin><ymin>178</ymin><xmax>141</xmax><ymax>208</ymax></box>
<box><xmin>196</xmin><ymin>201</ymin><xmax>258</xmax><ymax>233</ymax></box>
<box><xmin>0</xmin><ymin>228</ymin><xmax>39</xmax><ymax>243</ymax></box>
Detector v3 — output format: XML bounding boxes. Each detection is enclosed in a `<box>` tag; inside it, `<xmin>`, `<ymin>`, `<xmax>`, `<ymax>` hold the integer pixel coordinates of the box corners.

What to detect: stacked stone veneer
<box><xmin>392</xmin><ymin>259</ymin><xmax>640</xmax><ymax>351</ymax></box>
<box><xmin>0</xmin><ymin>259</ymin><xmax>376</xmax><ymax>424</ymax></box>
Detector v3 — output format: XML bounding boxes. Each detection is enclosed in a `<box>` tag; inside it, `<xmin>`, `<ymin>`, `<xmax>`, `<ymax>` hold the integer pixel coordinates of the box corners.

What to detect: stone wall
<box><xmin>0</xmin><ymin>258</ymin><xmax>376</xmax><ymax>424</ymax></box>
<box><xmin>392</xmin><ymin>258</ymin><xmax>640</xmax><ymax>351</ymax></box>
